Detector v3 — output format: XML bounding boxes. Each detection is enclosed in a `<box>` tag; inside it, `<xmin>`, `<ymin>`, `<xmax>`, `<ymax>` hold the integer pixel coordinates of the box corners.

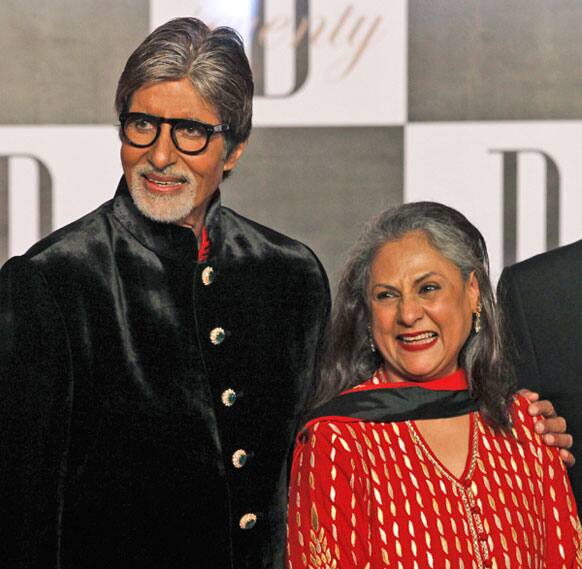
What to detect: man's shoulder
<box><xmin>220</xmin><ymin>206</ymin><xmax>326</xmax><ymax>272</ymax></box>
<box><xmin>21</xmin><ymin>199</ymin><xmax>115</xmax><ymax>265</ymax></box>
<box><xmin>505</xmin><ymin>238</ymin><xmax>582</xmax><ymax>280</ymax></box>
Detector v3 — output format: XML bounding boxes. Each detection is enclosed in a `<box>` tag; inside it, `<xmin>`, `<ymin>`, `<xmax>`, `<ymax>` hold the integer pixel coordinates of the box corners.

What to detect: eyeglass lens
<box><xmin>123</xmin><ymin>115</ymin><xmax>210</xmax><ymax>153</ymax></box>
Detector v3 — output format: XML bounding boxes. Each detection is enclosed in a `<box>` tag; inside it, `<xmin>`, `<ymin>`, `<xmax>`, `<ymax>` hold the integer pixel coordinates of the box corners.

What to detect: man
<box><xmin>0</xmin><ymin>18</ymin><xmax>329</xmax><ymax>569</ymax></box>
<box><xmin>498</xmin><ymin>241</ymin><xmax>581</xmax><ymax>510</ymax></box>
<box><xmin>0</xmin><ymin>16</ymin><xmax>571</xmax><ymax>569</ymax></box>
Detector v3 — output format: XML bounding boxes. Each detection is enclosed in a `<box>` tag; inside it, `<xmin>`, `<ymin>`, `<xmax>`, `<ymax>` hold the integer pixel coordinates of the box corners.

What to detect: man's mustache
<box><xmin>135</xmin><ymin>166</ymin><xmax>193</xmax><ymax>185</ymax></box>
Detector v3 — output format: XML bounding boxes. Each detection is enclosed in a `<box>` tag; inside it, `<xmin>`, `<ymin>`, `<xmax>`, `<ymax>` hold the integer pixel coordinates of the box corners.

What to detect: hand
<box><xmin>519</xmin><ymin>389</ymin><xmax>575</xmax><ymax>467</ymax></box>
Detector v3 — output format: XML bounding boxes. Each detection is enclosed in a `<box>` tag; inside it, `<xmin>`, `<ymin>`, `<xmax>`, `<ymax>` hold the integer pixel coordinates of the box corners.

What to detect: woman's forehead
<box><xmin>371</xmin><ymin>231</ymin><xmax>462</xmax><ymax>283</ymax></box>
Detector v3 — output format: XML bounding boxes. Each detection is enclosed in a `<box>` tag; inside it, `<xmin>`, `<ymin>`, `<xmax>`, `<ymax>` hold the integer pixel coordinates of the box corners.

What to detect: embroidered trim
<box><xmin>407</xmin><ymin>414</ymin><xmax>486</xmax><ymax>568</ymax></box>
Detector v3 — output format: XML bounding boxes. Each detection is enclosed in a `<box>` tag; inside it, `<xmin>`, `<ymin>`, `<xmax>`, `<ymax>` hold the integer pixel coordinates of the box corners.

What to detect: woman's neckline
<box><xmin>373</xmin><ymin>366</ymin><xmax>469</xmax><ymax>391</ymax></box>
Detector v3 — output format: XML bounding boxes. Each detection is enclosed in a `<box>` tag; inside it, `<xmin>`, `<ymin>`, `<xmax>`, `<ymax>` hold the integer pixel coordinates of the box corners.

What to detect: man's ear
<box><xmin>223</xmin><ymin>142</ymin><xmax>246</xmax><ymax>173</ymax></box>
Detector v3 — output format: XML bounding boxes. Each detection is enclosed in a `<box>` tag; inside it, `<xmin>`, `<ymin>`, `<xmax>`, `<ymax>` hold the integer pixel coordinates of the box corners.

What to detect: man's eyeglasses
<box><xmin>119</xmin><ymin>112</ymin><xmax>230</xmax><ymax>155</ymax></box>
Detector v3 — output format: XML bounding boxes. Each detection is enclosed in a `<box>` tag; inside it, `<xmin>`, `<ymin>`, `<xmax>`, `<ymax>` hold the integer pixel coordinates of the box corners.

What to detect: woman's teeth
<box><xmin>398</xmin><ymin>332</ymin><xmax>437</xmax><ymax>344</ymax></box>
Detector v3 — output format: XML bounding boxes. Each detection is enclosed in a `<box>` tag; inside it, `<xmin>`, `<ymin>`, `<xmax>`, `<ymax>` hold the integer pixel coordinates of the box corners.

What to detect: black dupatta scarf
<box><xmin>304</xmin><ymin>368</ymin><xmax>480</xmax><ymax>429</ymax></box>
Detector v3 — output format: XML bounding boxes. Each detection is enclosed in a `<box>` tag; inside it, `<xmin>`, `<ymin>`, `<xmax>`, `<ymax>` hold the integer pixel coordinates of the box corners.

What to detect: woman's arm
<box><xmin>538</xmin><ymin>430</ymin><xmax>582</xmax><ymax>566</ymax></box>
<box><xmin>287</xmin><ymin>421</ymin><xmax>369</xmax><ymax>569</ymax></box>
<box><xmin>513</xmin><ymin>396</ymin><xmax>582</xmax><ymax>567</ymax></box>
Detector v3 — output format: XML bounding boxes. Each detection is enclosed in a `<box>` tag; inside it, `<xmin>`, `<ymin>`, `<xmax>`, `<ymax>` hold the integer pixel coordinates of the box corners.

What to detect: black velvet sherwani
<box><xmin>0</xmin><ymin>178</ymin><xmax>330</xmax><ymax>569</ymax></box>
<box><xmin>497</xmin><ymin>239</ymin><xmax>582</xmax><ymax>512</ymax></box>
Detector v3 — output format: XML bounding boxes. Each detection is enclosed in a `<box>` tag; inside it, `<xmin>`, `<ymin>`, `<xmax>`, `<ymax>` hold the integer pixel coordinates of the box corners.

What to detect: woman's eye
<box><xmin>376</xmin><ymin>290</ymin><xmax>397</xmax><ymax>300</ymax></box>
<box><xmin>420</xmin><ymin>283</ymin><xmax>439</xmax><ymax>294</ymax></box>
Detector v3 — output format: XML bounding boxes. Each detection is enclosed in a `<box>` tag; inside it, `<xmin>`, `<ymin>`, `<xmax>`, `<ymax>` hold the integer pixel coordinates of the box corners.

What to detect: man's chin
<box><xmin>129</xmin><ymin>183</ymin><xmax>196</xmax><ymax>224</ymax></box>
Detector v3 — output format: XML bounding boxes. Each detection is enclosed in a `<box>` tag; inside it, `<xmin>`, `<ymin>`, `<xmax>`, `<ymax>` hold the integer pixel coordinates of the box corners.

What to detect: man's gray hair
<box><xmin>115</xmin><ymin>17</ymin><xmax>253</xmax><ymax>158</ymax></box>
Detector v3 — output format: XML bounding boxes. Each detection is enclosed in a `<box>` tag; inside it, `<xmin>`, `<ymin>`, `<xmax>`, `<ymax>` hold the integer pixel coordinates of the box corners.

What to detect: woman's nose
<box><xmin>397</xmin><ymin>295</ymin><xmax>424</xmax><ymax>326</ymax></box>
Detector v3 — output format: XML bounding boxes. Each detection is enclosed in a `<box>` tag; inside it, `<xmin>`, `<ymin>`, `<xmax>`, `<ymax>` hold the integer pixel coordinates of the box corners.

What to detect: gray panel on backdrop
<box><xmin>409</xmin><ymin>0</ymin><xmax>582</xmax><ymax>121</ymax></box>
<box><xmin>0</xmin><ymin>0</ymin><xmax>149</xmax><ymax>124</ymax></box>
<box><xmin>221</xmin><ymin>127</ymin><xmax>403</xmax><ymax>288</ymax></box>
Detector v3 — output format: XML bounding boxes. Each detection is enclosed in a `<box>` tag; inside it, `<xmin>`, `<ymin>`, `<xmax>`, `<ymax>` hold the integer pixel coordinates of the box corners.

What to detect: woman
<box><xmin>287</xmin><ymin>202</ymin><xmax>582</xmax><ymax>568</ymax></box>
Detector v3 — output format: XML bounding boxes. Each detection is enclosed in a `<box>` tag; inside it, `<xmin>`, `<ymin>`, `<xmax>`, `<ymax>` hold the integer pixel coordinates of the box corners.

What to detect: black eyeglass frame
<box><xmin>119</xmin><ymin>112</ymin><xmax>231</xmax><ymax>156</ymax></box>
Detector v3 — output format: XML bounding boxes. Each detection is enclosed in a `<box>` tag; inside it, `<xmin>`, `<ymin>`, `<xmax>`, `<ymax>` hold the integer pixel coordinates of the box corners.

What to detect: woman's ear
<box><xmin>467</xmin><ymin>271</ymin><xmax>481</xmax><ymax>312</ymax></box>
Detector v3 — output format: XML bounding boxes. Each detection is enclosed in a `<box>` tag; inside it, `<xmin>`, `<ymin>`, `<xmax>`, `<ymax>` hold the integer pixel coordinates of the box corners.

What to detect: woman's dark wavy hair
<box><xmin>312</xmin><ymin>201</ymin><xmax>515</xmax><ymax>429</ymax></box>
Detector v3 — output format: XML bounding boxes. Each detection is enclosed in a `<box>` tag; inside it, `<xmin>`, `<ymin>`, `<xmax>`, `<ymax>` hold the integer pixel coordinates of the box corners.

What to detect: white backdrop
<box><xmin>2</xmin><ymin>0</ymin><xmax>582</xmax><ymax>284</ymax></box>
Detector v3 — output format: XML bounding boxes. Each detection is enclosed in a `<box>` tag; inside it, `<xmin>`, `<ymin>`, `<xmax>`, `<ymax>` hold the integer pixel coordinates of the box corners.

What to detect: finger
<box><xmin>517</xmin><ymin>388</ymin><xmax>539</xmax><ymax>403</ymax></box>
<box><xmin>528</xmin><ymin>399</ymin><xmax>557</xmax><ymax>418</ymax></box>
<box><xmin>542</xmin><ymin>433</ymin><xmax>573</xmax><ymax>450</ymax></box>
<box><xmin>535</xmin><ymin>416</ymin><xmax>567</xmax><ymax>435</ymax></box>
<box><xmin>560</xmin><ymin>448</ymin><xmax>576</xmax><ymax>468</ymax></box>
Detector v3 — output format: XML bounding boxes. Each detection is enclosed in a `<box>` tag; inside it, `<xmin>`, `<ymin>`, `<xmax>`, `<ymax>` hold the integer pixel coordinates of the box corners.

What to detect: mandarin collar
<box><xmin>112</xmin><ymin>176</ymin><xmax>223</xmax><ymax>263</ymax></box>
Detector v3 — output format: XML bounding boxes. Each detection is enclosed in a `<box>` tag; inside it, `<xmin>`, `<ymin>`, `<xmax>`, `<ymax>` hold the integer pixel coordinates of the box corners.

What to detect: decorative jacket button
<box><xmin>209</xmin><ymin>327</ymin><xmax>226</xmax><ymax>345</ymax></box>
<box><xmin>221</xmin><ymin>389</ymin><xmax>237</xmax><ymax>407</ymax></box>
<box><xmin>239</xmin><ymin>513</ymin><xmax>257</xmax><ymax>530</ymax></box>
<box><xmin>232</xmin><ymin>449</ymin><xmax>249</xmax><ymax>468</ymax></box>
<box><xmin>201</xmin><ymin>266</ymin><xmax>215</xmax><ymax>286</ymax></box>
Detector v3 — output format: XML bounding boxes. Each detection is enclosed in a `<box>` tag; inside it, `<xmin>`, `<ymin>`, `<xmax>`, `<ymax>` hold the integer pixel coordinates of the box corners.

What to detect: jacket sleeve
<box><xmin>286</xmin><ymin>422</ymin><xmax>369</xmax><ymax>569</ymax></box>
<box><xmin>0</xmin><ymin>256</ymin><xmax>73</xmax><ymax>568</ymax></box>
<box><xmin>286</xmin><ymin>251</ymin><xmax>331</xmax><ymax>433</ymax></box>
<box><xmin>497</xmin><ymin>266</ymin><xmax>542</xmax><ymax>392</ymax></box>
<box><xmin>304</xmin><ymin>257</ymin><xmax>331</xmax><ymax>408</ymax></box>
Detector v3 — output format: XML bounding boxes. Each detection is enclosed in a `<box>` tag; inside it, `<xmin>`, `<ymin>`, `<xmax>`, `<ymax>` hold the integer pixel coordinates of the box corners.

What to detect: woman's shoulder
<box><xmin>292</xmin><ymin>418</ymin><xmax>367</xmax><ymax>476</ymax></box>
<box><xmin>509</xmin><ymin>393</ymin><xmax>534</xmax><ymax>426</ymax></box>
<box><xmin>297</xmin><ymin>415</ymin><xmax>364</xmax><ymax>449</ymax></box>
<box><xmin>347</xmin><ymin>372</ymin><xmax>388</xmax><ymax>392</ymax></box>
<box><xmin>504</xmin><ymin>394</ymin><xmax>557</xmax><ymax>461</ymax></box>
<box><xmin>298</xmin><ymin>373</ymin><xmax>383</xmax><ymax>437</ymax></box>
<box><xmin>508</xmin><ymin>394</ymin><xmax>540</xmax><ymax>439</ymax></box>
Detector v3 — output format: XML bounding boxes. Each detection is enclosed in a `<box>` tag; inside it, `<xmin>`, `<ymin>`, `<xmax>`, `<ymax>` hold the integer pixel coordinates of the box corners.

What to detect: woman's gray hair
<box><xmin>313</xmin><ymin>201</ymin><xmax>514</xmax><ymax>428</ymax></box>
<box><xmin>115</xmin><ymin>17</ymin><xmax>253</xmax><ymax>160</ymax></box>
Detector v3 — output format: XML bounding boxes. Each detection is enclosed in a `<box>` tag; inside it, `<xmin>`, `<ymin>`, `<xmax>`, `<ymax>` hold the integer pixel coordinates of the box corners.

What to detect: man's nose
<box><xmin>397</xmin><ymin>295</ymin><xmax>424</xmax><ymax>326</ymax></box>
<box><xmin>147</xmin><ymin>125</ymin><xmax>178</xmax><ymax>170</ymax></box>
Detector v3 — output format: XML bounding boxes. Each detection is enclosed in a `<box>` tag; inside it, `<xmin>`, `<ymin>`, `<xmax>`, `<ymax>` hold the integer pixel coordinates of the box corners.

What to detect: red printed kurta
<box><xmin>287</xmin><ymin>378</ymin><xmax>582</xmax><ymax>568</ymax></box>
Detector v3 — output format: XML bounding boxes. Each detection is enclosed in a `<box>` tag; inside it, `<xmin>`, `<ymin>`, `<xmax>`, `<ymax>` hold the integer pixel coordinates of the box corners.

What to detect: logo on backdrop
<box><xmin>251</xmin><ymin>0</ymin><xmax>309</xmax><ymax>98</ymax></box>
<box><xmin>404</xmin><ymin>122</ymin><xmax>582</xmax><ymax>280</ymax></box>
<box><xmin>0</xmin><ymin>154</ymin><xmax>52</xmax><ymax>265</ymax></box>
<box><xmin>491</xmin><ymin>149</ymin><xmax>560</xmax><ymax>266</ymax></box>
<box><xmin>151</xmin><ymin>0</ymin><xmax>406</xmax><ymax>125</ymax></box>
<box><xmin>250</xmin><ymin>0</ymin><xmax>382</xmax><ymax>97</ymax></box>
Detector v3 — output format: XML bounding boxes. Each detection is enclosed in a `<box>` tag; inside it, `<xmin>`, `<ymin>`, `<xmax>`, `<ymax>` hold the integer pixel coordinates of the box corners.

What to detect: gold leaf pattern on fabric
<box><xmin>307</xmin><ymin>504</ymin><xmax>338</xmax><ymax>569</ymax></box>
<box><xmin>287</xmin><ymin>395</ymin><xmax>582</xmax><ymax>568</ymax></box>
<box><xmin>575</xmin><ymin>515</ymin><xmax>582</xmax><ymax>564</ymax></box>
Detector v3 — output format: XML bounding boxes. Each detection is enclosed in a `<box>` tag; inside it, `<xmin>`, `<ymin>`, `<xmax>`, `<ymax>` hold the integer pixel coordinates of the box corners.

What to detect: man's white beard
<box><xmin>128</xmin><ymin>168</ymin><xmax>198</xmax><ymax>224</ymax></box>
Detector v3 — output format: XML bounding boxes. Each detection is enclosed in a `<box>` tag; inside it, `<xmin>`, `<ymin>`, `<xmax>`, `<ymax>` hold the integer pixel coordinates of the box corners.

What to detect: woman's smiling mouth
<box><xmin>397</xmin><ymin>331</ymin><xmax>438</xmax><ymax>352</ymax></box>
